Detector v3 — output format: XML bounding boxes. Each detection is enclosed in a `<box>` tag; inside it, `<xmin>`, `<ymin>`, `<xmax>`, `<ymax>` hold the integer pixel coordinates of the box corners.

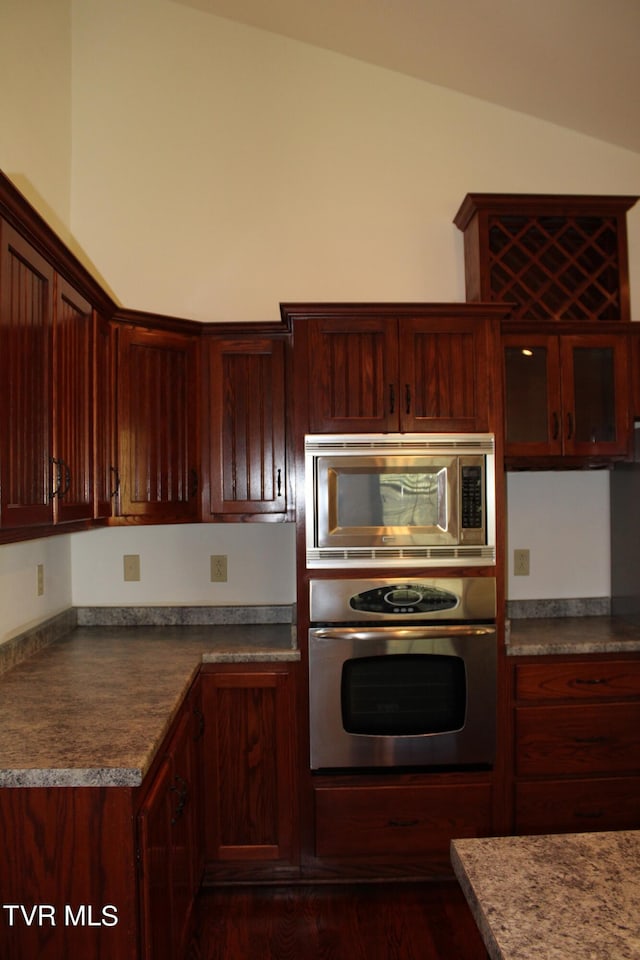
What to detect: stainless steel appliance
<box><xmin>304</xmin><ymin>433</ymin><xmax>496</xmax><ymax>568</ymax></box>
<box><xmin>308</xmin><ymin>577</ymin><xmax>497</xmax><ymax>770</ymax></box>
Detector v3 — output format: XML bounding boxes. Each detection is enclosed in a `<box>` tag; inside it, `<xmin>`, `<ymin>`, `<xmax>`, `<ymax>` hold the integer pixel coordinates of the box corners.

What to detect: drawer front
<box><xmin>515</xmin><ymin>659</ymin><xmax>640</xmax><ymax>702</ymax></box>
<box><xmin>515</xmin><ymin>702</ymin><xmax>640</xmax><ymax>776</ymax></box>
<box><xmin>314</xmin><ymin>783</ymin><xmax>492</xmax><ymax>859</ymax></box>
<box><xmin>515</xmin><ymin>777</ymin><xmax>640</xmax><ymax>834</ymax></box>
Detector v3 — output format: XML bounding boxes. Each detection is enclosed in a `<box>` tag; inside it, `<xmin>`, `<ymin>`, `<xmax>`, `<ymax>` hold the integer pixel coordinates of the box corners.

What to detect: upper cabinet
<box><xmin>503</xmin><ymin>329</ymin><xmax>631</xmax><ymax>464</ymax></box>
<box><xmin>53</xmin><ymin>277</ymin><xmax>94</xmax><ymax>523</ymax></box>
<box><xmin>0</xmin><ymin>221</ymin><xmax>54</xmax><ymax>530</ymax></box>
<box><xmin>454</xmin><ymin>193</ymin><xmax>638</xmax><ymax>324</ymax></box>
<box><xmin>114</xmin><ymin>319</ymin><xmax>200</xmax><ymax>524</ymax></box>
<box><xmin>284</xmin><ymin>303</ymin><xmax>507</xmax><ymax>435</ymax></box>
<box><xmin>204</xmin><ymin>333</ymin><xmax>290</xmax><ymax>520</ymax></box>
<box><xmin>455</xmin><ymin>194</ymin><xmax>638</xmax><ymax>467</ymax></box>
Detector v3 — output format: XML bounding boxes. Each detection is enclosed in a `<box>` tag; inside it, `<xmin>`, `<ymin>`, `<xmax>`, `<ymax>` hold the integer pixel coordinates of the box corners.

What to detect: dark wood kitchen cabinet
<box><xmin>284</xmin><ymin>303</ymin><xmax>506</xmax><ymax>435</ymax></box>
<box><xmin>0</xmin><ymin>219</ymin><xmax>98</xmax><ymax>532</ymax></box>
<box><xmin>454</xmin><ymin>193</ymin><xmax>637</xmax><ymax>324</ymax></box>
<box><xmin>311</xmin><ymin>771</ymin><xmax>494</xmax><ymax>878</ymax></box>
<box><xmin>53</xmin><ymin>276</ymin><xmax>94</xmax><ymax>523</ymax></box>
<box><xmin>138</xmin><ymin>681</ymin><xmax>203</xmax><ymax>960</ymax></box>
<box><xmin>204</xmin><ymin>334</ymin><xmax>290</xmax><ymax>519</ymax></box>
<box><xmin>93</xmin><ymin>312</ymin><xmax>117</xmax><ymax>518</ymax></box>
<box><xmin>0</xmin><ymin>678</ymin><xmax>203</xmax><ymax>960</ymax></box>
<box><xmin>503</xmin><ymin>329</ymin><xmax>631</xmax><ymax>464</ymax></box>
<box><xmin>510</xmin><ymin>654</ymin><xmax>640</xmax><ymax>835</ymax></box>
<box><xmin>114</xmin><ymin>321</ymin><xmax>200</xmax><ymax>523</ymax></box>
<box><xmin>200</xmin><ymin>662</ymin><xmax>300</xmax><ymax>881</ymax></box>
<box><xmin>0</xmin><ymin>220</ymin><xmax>55</xmax><ymax>530</ymax></box>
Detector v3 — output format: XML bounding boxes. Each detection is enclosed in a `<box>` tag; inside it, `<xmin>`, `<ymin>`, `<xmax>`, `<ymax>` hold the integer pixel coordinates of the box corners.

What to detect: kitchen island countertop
<box><xmin>451</xmin><ymin>830</ymin><xmax>640</xmax><ymax>960</ymax></box>
<box><xmin>0</xmin><ymin>624</ymin><xmax>297</xmax><ymax>789</ymax></box>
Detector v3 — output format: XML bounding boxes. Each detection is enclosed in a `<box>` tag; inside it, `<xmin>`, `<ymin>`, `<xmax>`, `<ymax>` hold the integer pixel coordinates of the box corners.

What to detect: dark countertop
<box><xmin>451</xmin><ymin>830</ymin><xmax>640</xmax><ymax>960</ymax></box>
<box><xmin>506</xmin><ymin>615</ymin><xmax>640</xmax><ymax>656</ymax></box>
<box><xmin>0</xmin><ymin>624</ymin><xmax>297</xmax><ymax>789</ymax></box>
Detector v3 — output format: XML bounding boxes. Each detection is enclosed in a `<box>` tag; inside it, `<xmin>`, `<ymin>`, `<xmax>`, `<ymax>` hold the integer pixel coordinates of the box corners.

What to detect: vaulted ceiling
<box><xmin>174</xmin><ymin>0</ymin><xmax>640</xmax><ymax>154</ymax></box>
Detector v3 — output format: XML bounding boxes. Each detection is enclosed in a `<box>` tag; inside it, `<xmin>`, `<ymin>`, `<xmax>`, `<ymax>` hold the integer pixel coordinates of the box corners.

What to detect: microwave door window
<box><xmin>379</xmin><ymin>470</ymin><xmax>446</xmax><ymax>529</ymax></box>
<box><xmin>332</xmin><ymin>468</ymin><xmax>448</xmax><ymax>534</ymax></box>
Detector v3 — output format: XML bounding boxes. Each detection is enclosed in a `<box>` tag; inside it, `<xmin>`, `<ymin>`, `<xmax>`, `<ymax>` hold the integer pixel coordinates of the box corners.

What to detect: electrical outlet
<box><xmin>210</xmin><ymin>555</ymin><xmax>228</xmax><ymax>583</ymax></box>
<box><xmin>37</xmin><ymin>563</ymin><xmax>45</xmax><ymax>597</ymax></box>
<box><xmin>123</xmin><ymin>554</ymin><xmax>141</xmax><ymax>582</ymax></box>
<box><xmin>514</xmin><ymin>548</ymin><xmax>530</xmax><ymax>576</ymax></box>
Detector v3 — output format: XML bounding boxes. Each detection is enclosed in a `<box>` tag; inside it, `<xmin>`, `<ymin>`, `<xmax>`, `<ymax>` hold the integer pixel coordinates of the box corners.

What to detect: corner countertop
<box><xmin>451</xmin><ymin>830</ymin><xmax>640</xmax><ymax>960</ymax></box>
<box><xmin>0</xmin><ymin>624</ymin><xmax>297</xmax><ymax>789</ymax></box>
<box><xmin>506</xmin><ymin>616</ymin><xmax>640</xmax><ymax>656</ymax></box>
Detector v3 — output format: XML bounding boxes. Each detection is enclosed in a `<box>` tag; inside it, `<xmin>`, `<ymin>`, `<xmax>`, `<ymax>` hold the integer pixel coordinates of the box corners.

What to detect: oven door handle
<box><xmin>311</xmin><ymin>626</ymin><xmax>496</xmax><ymax>641</ymax></box>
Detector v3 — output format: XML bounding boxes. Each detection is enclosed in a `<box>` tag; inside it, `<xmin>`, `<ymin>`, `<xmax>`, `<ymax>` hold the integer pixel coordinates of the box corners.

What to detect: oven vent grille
<box><xmin>307</xmin><ymin>545</ymin><xmax>495</xmax><ymax>568</ymax></box>
<box><xmin>305</xmin><ymin>433</ymin><xmax>495</xmax><ymax>455</ymax></box>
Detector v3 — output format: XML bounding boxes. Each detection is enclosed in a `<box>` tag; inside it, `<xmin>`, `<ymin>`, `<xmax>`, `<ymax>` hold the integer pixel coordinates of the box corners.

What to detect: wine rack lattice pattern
<box><xmin>488</xmin><ymin>214</ymin><xmax>621</xmax><ymax>322</ymax></box>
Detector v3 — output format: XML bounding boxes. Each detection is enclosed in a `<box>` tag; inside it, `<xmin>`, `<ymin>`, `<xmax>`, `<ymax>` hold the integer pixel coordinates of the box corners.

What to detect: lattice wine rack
<box><xmin>454</xmin><ymin>194</ymin><xmax>637</xmax><ymax>323</ymax></box>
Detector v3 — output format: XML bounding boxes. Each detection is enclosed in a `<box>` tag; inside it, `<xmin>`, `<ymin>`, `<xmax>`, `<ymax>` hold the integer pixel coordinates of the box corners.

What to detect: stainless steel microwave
<box><xmin>304</xmin><ymin>433</ymin><xmax>496</xmax><ymax>568</ymax></box>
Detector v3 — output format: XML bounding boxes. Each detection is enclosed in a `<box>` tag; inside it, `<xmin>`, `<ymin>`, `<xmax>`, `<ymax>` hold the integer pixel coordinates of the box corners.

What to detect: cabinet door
<box><xmin>401</xmin><ymin>316</ymin><xmax>491</xmax><ymax>432</ymax></box>
<box><xmin>305</xmin><ymin>317</ymin><xmax>398</xmax><ymax>432</ymax></box>
<box><xmin>503</xmin><ymin>334</ymin><xmax>563</xmax><ymax>456</ymax></box>
<box><xmin>201</xmin><ymin>666</ymin><xmax>298</xmax><ymax>872</ymax></box>
<box><xmin>206</xmin><ymin>337</ymin><xmax>287</xmax><ymax>516</ymax></box>
<box><xmin>561</xmin><ymin>334</ymin><xmax>630</xmax><ymax>457</ymax></box>
<box><xmin>52</xmin><ymin>276</ymin><xmax>93</xmax><ymax>523</ymax></box>
<box><xmin>138</xmin><ymin>757</ymin><xmax>174</xmax><ymax>960</ymax></box>
<box><xmin>138</xmin><ymin>705</ymin><xmax>202</xmax><ymax>960</ymax></box>
<box><xmin>93</xmin><ymin>314</ymin><xmax>116</xmax><ymax>518</ymax></box>
<box><xmin>117</xmin><ymin>325</ymin><xmax>199</xmax><ymax>521</ymax></box>
<box><xmin>0</xmin><ymin>221</ymin><xmax>54</xmax><ymax>529</ymax></box>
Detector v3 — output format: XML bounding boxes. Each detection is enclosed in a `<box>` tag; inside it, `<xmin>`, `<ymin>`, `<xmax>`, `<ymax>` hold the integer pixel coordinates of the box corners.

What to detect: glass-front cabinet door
<box><xmin>504</xmin><ymin>332</ymin><xmax>630</xmax><ymax>462</ymax></box>
<box><xmin>503</xmin><ymin>335</ymin><xmax>562</xmax><ymax>457</ymax></box>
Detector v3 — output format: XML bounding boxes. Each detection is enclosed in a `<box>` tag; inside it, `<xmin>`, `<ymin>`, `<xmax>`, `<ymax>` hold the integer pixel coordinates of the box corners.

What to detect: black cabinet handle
<box><xmin>389</xmin><ymin>383</ymin><xmax>395</xmax><ymax>414</ymax></box>
<box><xmin>276</xmin><ymin>467</ymin><xmax>282</xmax><ymax>497</ymax></box>
<box><xmin>188</xmin><ymin>468</ymin><xmax>198</xmax><ymax>499</ymax></box>
<box><xmin>405</xmin><ymin>384</ymin><xmax>411</xmax><ymax>415</ymax></box>
<box><xmin>552</xmin><ymin>411</ymin><xmax>560</xmax><ymax>441</ymax></box>
<box><xmin>170</xmin><ymin>774</ymin><xmax>188</xmax><ymax>824</ymax></box>
<box><xmin>575</xmin><ymin>677</ymin><xmax>608</xmax><ymax>686</ymax></box>
<box><xmin>567</xmin><ymin>412</ymin><xmax>574</xmax><ymax>440</ymax></box>
<box><xmin>109</xmin><ymin>466</ymin><xmax>120</xmax><ymax>499</ymax></box>
<box><xmin>49</xmin><ymin>458</ymin><xmax>62</xmax><ymax>499</ymax></box>
<box><xmin>387</xmin><ymin>818</ymin><xmax>419</xmax><ymax>828</ymax></box>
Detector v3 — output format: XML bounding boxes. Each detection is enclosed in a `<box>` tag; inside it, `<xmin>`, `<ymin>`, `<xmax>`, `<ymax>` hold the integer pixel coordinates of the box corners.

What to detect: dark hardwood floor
<box><xmin>189</xmin><ymin>881</ymin><xmax>488</xmax><ymax>960</ymax></box>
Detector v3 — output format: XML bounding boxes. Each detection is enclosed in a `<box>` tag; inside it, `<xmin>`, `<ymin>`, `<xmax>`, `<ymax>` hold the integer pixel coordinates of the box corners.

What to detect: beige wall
<box><xmin>70</xmin><ymin>0</ymin><xmax>640</xmax><ymax>324</ymax></box>
<box><xmin>0</xmin><ymin>0</ymin><xmax>72</xmax><ymax>234</ymax></box>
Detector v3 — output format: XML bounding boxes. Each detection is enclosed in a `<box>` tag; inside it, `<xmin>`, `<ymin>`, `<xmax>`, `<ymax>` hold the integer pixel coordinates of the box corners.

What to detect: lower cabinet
<box><xmin>510</xmin><ymin>655</ymin><xmax>640</xmax><ymax>834</ymax></box>
<box><xmin>200</xmin><ymin>662</ymin><xmax>300</xmax><ymax>881</ymax></box>
<box><xmin>310</xmin><ymin>773</ymin><xmax>494</xmax><ymax>879</ymax></box>
<box><xmin>0</xmin><ymin>678</ymin><xmax>203</xmax><ymax>960</ymax></box>
<box><xmin>137</xmin><ymin>681</ymin><xmax>203</xmax><ymax>960</ymax></box>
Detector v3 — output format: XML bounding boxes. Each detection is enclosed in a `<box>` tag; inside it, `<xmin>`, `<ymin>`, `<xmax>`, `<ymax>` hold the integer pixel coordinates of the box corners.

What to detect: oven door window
<box><xmin>341</xmin><ymin>654</ymin><xmax>466</xmax><ymax>736</ymax></box>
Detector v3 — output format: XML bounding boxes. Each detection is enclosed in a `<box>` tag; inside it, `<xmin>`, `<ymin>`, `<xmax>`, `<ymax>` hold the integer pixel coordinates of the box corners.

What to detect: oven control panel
<box><xmin>309</xmin><ymin>577</ymin><xmax>497</xmax><ymax>623</ymax></box>
<box><xmin>349</xmin><ymin>584</ymin><xmax>458</xmax><ymax>615</ymax></box>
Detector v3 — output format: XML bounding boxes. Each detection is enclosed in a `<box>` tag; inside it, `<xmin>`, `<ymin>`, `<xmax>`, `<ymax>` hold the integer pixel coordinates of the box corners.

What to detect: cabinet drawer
<box><xmin>314</xmin><ymin>783</ymin><xmax>492</xmax><ymax>859</ymax></box>
<box><xmin>515</xmin><ymin>777</ymin><xmax>640</xmax><ymax>834</ymax></box>
<box><xmin>514</xmin><ymin>659</ymin><xmax>640</xmax><ymax>702</ymax></box>
<box><xmin>515</xmin><ymin>703</ymin><xmax>640</xmax><ymax>776</ymax></box>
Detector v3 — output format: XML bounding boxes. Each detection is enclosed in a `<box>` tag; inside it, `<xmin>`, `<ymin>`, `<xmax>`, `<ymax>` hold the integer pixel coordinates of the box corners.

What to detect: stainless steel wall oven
<box><xmin>308</xmin><ymin>577</ymin><xmax>496</xmax><ymax>770</ymax></box>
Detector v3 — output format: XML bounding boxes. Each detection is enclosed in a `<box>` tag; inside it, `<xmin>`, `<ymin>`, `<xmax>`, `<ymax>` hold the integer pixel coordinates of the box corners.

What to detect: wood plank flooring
<box><xmin>189</xmin><ymin>881</ymin><xmax>488</xmax><ymax>960</ymax></box>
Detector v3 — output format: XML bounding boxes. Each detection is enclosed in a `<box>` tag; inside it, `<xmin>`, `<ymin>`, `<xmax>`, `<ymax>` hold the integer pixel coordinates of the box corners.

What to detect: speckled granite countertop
<box><xmin>451</xmin><ymin>830</ymin><xmax>640</xmax><ymax>960</ymax></box>
<box><xmin>0</xmin><ymin>624</ymin><xmax>297</xmax><ymax>789</ymax></box>
<box><xmin>506</xmin><ymin>616</ymin><xmax>640</xmax><ymax>656</ymax></box>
